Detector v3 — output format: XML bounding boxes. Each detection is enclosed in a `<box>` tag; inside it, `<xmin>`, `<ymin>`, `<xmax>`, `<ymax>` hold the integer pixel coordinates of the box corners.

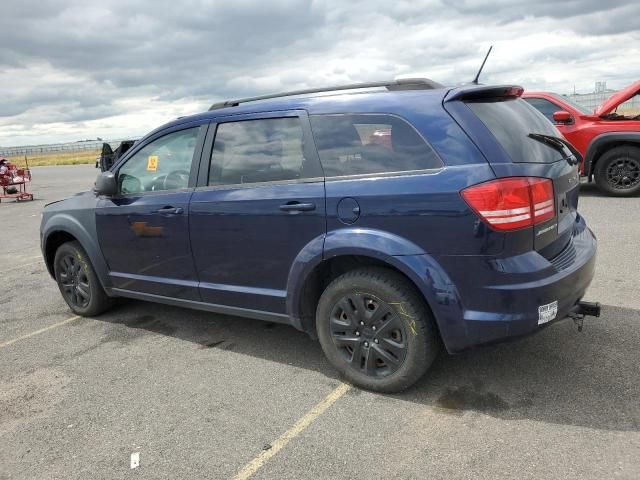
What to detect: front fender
<box><xmin>585</xmin><ymin>132</ymin><xmax>640</xmax><ymax>179</ymax></box>
<box><xmin>41</xmin><ymin>213</ymin><xmax>111</xmax><ymax>290</ymax></box>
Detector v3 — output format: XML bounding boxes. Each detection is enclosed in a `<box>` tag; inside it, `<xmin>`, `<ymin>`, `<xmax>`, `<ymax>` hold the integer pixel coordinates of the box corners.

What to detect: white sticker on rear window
<box><xmin>538</xmin><ymin>300</ymin><xmax>558</xmax><ymax>325</ymax></box>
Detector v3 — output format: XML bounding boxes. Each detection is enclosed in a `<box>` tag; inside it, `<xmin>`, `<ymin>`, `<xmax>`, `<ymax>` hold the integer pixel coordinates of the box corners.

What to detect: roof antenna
<box><xmin>472</xmin><ymin>45</ymin><xmax>493</xmax><ymax>85</ymax></box>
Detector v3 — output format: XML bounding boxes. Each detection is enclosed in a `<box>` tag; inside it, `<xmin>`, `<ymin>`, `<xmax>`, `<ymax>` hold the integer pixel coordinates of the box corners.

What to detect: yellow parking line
<box><xmin>0</xmin><ymin>315</ymin><xmax>81</xmax><ymax>348</ymax></box>
<box><xmin>233</xmin><ymin>382</ymin><xmax>351</xmax><ymax>480</ymax></box>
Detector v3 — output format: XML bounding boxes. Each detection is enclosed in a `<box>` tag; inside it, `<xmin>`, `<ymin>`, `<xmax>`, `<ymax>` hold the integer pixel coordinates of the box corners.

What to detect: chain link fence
<box><xmin>0</xmin><ymin>140</ymin><xmax>130</xmax><ymax>158</ymax></box>
<box><xmin>567</xmin><ymin>86</ymin><xmax>640</xmax><ymax>115</ymax></box>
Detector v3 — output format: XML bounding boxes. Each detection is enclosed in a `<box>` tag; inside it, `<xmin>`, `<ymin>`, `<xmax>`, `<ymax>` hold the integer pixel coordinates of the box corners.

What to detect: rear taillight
<box><xmin>461</xmin><ymin>177</ymin><xmax>555</xmax><ymax>231</ymax></box>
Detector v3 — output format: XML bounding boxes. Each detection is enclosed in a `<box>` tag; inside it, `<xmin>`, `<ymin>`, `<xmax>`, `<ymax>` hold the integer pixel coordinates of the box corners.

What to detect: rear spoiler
<box><xmin>444</xmin><ymin>85</ymin><xmax>524</xmax><ymax>102</ymax></box>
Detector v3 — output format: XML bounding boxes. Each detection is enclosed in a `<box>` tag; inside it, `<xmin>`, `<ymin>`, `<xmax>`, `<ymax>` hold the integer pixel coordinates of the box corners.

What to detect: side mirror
<box><xmin>94</xmin><ymin>171</ymin><xmax>117</xmax><ymax>196</ymax></box>
<box><xmin>553</xmin><ymin>110</ymin><xmax>573</xmax><ymax>124</ymax></box>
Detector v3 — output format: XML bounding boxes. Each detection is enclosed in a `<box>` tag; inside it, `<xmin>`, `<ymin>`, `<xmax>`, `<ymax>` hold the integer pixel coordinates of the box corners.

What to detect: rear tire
<box><xmin>54</xmin><ymin>241</ymin><xmax>113</xmax><ymax>316</ymax></box>
<box><xmin>594</xmin><ymin>146</ymin><xmax>640</xmax><ymax>196</ymax></box>
<box><xmin>316</xmin><ymin>267</ymin><xmax>439</xmax><ymax>393</ymax></box>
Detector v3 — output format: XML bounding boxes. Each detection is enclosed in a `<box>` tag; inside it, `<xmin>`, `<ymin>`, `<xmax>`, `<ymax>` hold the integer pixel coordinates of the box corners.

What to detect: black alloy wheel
<box><xmin>53</xmin><ymin>241</ymin><xmax>113</xmax><ymax>316</ymax></box>
<box><xmin>594</xmin><ymin>146</ymin><xmax>640</xmax><ymax>196</ymax></box>
<box><xmin>316</xmin><ymin>267</ymin><xmax>439</xmax><ymax>393</ymax></box>
<box><xmin>605</xmin><ymin>156</ymin><xmax>640</xmax><ymax>191</ymax></box>
<box><xmin>57</xmin><ymin>253</ymin><xmax>92</xmax><ymax>309</ymax></box>
<box><xmin>329</xmin><ymin>292</ymin><xmax>407</xmax><ymax>378</ymax></box>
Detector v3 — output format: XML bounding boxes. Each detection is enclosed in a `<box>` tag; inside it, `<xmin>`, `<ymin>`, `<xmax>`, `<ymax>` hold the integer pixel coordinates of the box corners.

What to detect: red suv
<box><xmin>523</xmin><ymin>81</ymin><xmax>640</xmax><ymax>196</ymax></box>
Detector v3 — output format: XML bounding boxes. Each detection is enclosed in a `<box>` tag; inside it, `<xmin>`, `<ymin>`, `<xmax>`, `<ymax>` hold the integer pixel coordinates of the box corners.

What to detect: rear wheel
<box><xmin>316</xmin><ymin>267</ymin><xmax>439</xmax><ymax>393</ymax></box>
<box><xmin>54</xmin><ymin>241</ymin><xmax>113</xmax><ymax>316</ymax></box>
<box><xmin>594</xmin><ymin>146</ymin><xmax>640</xmax><ymax>196</ymax></box>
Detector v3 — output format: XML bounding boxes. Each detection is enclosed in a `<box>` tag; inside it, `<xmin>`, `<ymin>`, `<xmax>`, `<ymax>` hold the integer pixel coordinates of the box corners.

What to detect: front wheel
<box><xmin>316</xmin><ymin>267</ymin><xmax>439</xmax><ymax>393</ymax></box>
<box><xmin>594</xmin><ymin>146</ymin><xmax>640</xmax><ymax>196</ymax></box>
<box><xmin>54</xmin><ymin>241</ymin><xmax>113</xmax><ymax>316</ymax></box>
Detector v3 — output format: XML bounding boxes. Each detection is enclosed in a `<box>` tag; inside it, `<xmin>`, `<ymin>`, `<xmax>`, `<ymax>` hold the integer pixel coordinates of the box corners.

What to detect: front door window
<box><xmin>118</xmin><ymin>127</ymin><xmax>200</xmax><ymax>194</ymax></box>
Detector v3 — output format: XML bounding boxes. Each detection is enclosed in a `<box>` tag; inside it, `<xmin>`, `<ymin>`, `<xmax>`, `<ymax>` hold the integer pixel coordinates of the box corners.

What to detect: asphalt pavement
<box><xmin>0</xmin><ymin>165</ymin><xmax>638</xmax><ymax>479</ymax></box>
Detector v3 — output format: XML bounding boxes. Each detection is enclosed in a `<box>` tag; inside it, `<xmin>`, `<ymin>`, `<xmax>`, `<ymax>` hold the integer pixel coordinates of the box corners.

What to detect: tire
<box><xmin>594</xmin><ymin>146</ymin><xmax>640</xmax><ymax>196</ymax></box>
<box><xmin>316</xmin><ymin>267</ymin><xmax>439</xmax><ymax>393</ymax></box>
<box><xmin>54</xmin><ymin>241</ymin><xmax>113</xmax><ymax>316</ymax></box>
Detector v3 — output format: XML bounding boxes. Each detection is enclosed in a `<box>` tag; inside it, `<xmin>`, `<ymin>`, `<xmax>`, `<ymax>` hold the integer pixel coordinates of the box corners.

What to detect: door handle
<box><xmin>279</xmin><ymin>202</ymin><xmax>316</xmax><ymax>212</ymax></box>
<box><xmin>153</xmin><ymin>206</ymin><xmax>184</xmax><ymax>215</ymax></box>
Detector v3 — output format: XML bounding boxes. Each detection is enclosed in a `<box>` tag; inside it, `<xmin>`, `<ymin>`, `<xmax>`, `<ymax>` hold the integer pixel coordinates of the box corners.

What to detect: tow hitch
<box><xmin>568</xmin><ymin>301</ymin><xmax>601</xmax><ymax>332</ymax></box>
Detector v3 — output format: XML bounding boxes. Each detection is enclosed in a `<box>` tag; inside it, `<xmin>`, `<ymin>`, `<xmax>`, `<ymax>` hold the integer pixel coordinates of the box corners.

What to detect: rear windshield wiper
<box><xmin>528</xmin><ymin>133</ymin><xmax>581</xmax><ymax>165</ymax></box>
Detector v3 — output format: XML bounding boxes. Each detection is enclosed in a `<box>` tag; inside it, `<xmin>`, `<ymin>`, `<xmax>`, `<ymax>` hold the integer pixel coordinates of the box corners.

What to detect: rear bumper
<box><xmin>402</xmin><ymin>217</ymin><xmax>597</xmax><ymax>353</ymax></box>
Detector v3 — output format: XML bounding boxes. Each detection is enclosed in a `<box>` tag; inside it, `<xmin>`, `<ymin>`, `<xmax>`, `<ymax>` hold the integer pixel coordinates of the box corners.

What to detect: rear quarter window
<box><xmin>309</xmin><ymin>114</ymin><xmax>442</xmax><ymax>177</ymax></box>
<box><xmin>467</xmin><ymin>98</ymin><xmax>568</xmax><ymax>164</ymax></box>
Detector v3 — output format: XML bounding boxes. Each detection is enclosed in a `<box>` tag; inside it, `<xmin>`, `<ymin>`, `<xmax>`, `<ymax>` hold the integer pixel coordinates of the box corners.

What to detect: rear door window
<box><xmin>309</xmin><ymin>114</ymin><xmax>442</xmax><ymax>177</ymax></box>
<box><xmin>467</xmin><ymin>98</ymin><xmax>571</xmax><ymax>163</ymax></box>
<box><xmin>209</xmin><ymin>117</ymin><xmax>314</xmax><ymax>185</ymax></box>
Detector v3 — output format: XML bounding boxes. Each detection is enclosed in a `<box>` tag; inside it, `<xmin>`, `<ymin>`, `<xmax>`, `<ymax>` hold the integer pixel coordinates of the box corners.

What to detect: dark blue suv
<box><xmin>41</xmin><ymin>79</ymin><xmax>598</xmax><ymax>392</ymax></box>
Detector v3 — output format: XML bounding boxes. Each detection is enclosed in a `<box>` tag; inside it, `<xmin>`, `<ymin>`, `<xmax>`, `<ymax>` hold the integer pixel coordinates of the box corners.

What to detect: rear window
<box><xmin>467</xmin><ymin>98</ymin><xmax>571</xmax><ymax>163</ymax></box>
<box><xmin>309</xmin><ymin>114</ymin><xmax>442</xmax><ymax>177</ymax></box>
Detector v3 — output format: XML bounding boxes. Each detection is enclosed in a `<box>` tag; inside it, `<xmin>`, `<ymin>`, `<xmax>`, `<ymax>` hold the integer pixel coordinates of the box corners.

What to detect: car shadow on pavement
<box><xmin>579</xmin><ymin>182</ymin><xmax>611</xmax><ymax>197</ymax></box>
<box><xmin>580</xmin><ymin>182</ymin><xmax>640</xmax><ymax>198</ymax></box>
<box><xmin>93</xmin><ymin>301</ymin><xmax>639</xmax><ymax>433</ymax></box>
<box><xmin>401</xmin><ymin>305</ymin><xmax>639</xmax><ymax>433</ymax></box>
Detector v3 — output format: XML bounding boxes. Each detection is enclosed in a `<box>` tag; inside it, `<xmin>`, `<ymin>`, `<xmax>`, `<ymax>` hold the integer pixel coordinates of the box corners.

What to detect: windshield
<box><xmin>610</xmin><ymin>93</ymin><xmax>640</xmax><ymax>118</ymax></box>
<box><xmin>467</xmin><ymin>98</ymin><xmax>571</xmax><ymax>164</ymax></box>
<box><xmin>550</xmin><ymin>94</ymin><xmax>591</xmax><ymax>115</ymax></box>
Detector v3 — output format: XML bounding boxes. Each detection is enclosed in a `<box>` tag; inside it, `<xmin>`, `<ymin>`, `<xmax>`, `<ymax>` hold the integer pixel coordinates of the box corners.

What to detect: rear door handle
<box><xmin>153</xmin><ymin>206</ymin><xmax>184</xmax><ymax>215</ymax></box>
<box><xmin>279</xmin><ymin>202</ymin><xmax>316</xmax><ymax>212</ymax></box>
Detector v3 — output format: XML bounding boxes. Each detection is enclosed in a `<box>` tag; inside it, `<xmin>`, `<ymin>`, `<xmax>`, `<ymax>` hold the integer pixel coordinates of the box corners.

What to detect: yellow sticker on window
<box><xmin>147</xmin><ymin>155</ymin><xmax>159</xmax><ymax>172</ymax></box>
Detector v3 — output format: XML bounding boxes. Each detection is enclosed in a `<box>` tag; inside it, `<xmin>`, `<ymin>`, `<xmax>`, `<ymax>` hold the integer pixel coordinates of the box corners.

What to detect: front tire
<box><xmin>594</xmin><ymin>146</ymin><xmax>640</xmax><ymax>196</ymax></box>
<box><xmin>54</xmin><ymin>241</ymin><xmax>113</xmax><ymax>316</ymax></box>
<box><xmin>316</xmin><ymin>267</ymin><xmax>439</xmax><ymax>393</ymax></box>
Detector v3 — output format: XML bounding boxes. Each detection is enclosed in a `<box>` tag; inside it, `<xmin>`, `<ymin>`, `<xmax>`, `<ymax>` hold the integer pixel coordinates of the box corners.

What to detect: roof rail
<box><xmin>208</xmin><ymin>78</ymin><xmax>443</xmax><ymax>111</ymax></box>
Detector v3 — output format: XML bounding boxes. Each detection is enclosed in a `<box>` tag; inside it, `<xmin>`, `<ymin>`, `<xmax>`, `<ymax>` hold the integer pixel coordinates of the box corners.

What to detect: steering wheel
<box><xmin>163</xmin><ymin>169</ymin><xmax>190</xmax><ymax>190</ymax></box>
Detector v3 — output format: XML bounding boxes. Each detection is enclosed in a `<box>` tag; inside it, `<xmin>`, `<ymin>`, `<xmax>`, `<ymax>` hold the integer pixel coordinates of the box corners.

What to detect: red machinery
<box><xmin>0</xmin><ymin>159</ymin><xmax>33</xmax><ymax>202</ymax></box>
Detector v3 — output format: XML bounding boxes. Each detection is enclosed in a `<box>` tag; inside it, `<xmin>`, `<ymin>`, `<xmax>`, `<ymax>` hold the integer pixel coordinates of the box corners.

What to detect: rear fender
<box><xmin>323</xmin><ymin>228</ymin><xmax>425</xmax><ymax>258</ymax></box>
<box><xmin>286</xmin><ymin>229</ymin><xmax>426</xmax><ymax>320</ymax></box>
<box><xmin>286</xmin><ymin>228</ymin><xmax>465</xmax><ymax>352</ymax></box>
<box><xmin>285</xmin><ymin>234</ymin><xmax>326</xmax><ymax>329</ymax></box>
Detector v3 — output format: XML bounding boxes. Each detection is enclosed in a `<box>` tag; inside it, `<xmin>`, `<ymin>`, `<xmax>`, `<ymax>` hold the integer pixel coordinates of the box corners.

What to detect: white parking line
<box><xmin>0</xmin><ymin>315</ymin><xmax>81</xmax><ymax>348</ymax></box>
<box><xmin>5</xmin><ymin>260</ymin><xmax>43</xmax><ymax>273</ymax></box>
<box><xmin>232</xmin><ymin>382</ymin><xmax>352</xmax><ymax>480</ymax></box>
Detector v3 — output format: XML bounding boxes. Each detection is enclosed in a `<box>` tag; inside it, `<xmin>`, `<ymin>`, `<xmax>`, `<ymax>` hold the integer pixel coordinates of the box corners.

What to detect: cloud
<box><xmin>0</xmin><ymin>0</ymin><xmax>639</xmax><ymax>146</ymax></box>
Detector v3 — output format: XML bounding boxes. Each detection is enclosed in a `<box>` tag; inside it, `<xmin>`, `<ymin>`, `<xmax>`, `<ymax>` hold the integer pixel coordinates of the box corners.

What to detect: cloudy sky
<box><xmin>1</xmin><ymin>0</ymin><xmax>639</xmax><ymax>147</ymax></box>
